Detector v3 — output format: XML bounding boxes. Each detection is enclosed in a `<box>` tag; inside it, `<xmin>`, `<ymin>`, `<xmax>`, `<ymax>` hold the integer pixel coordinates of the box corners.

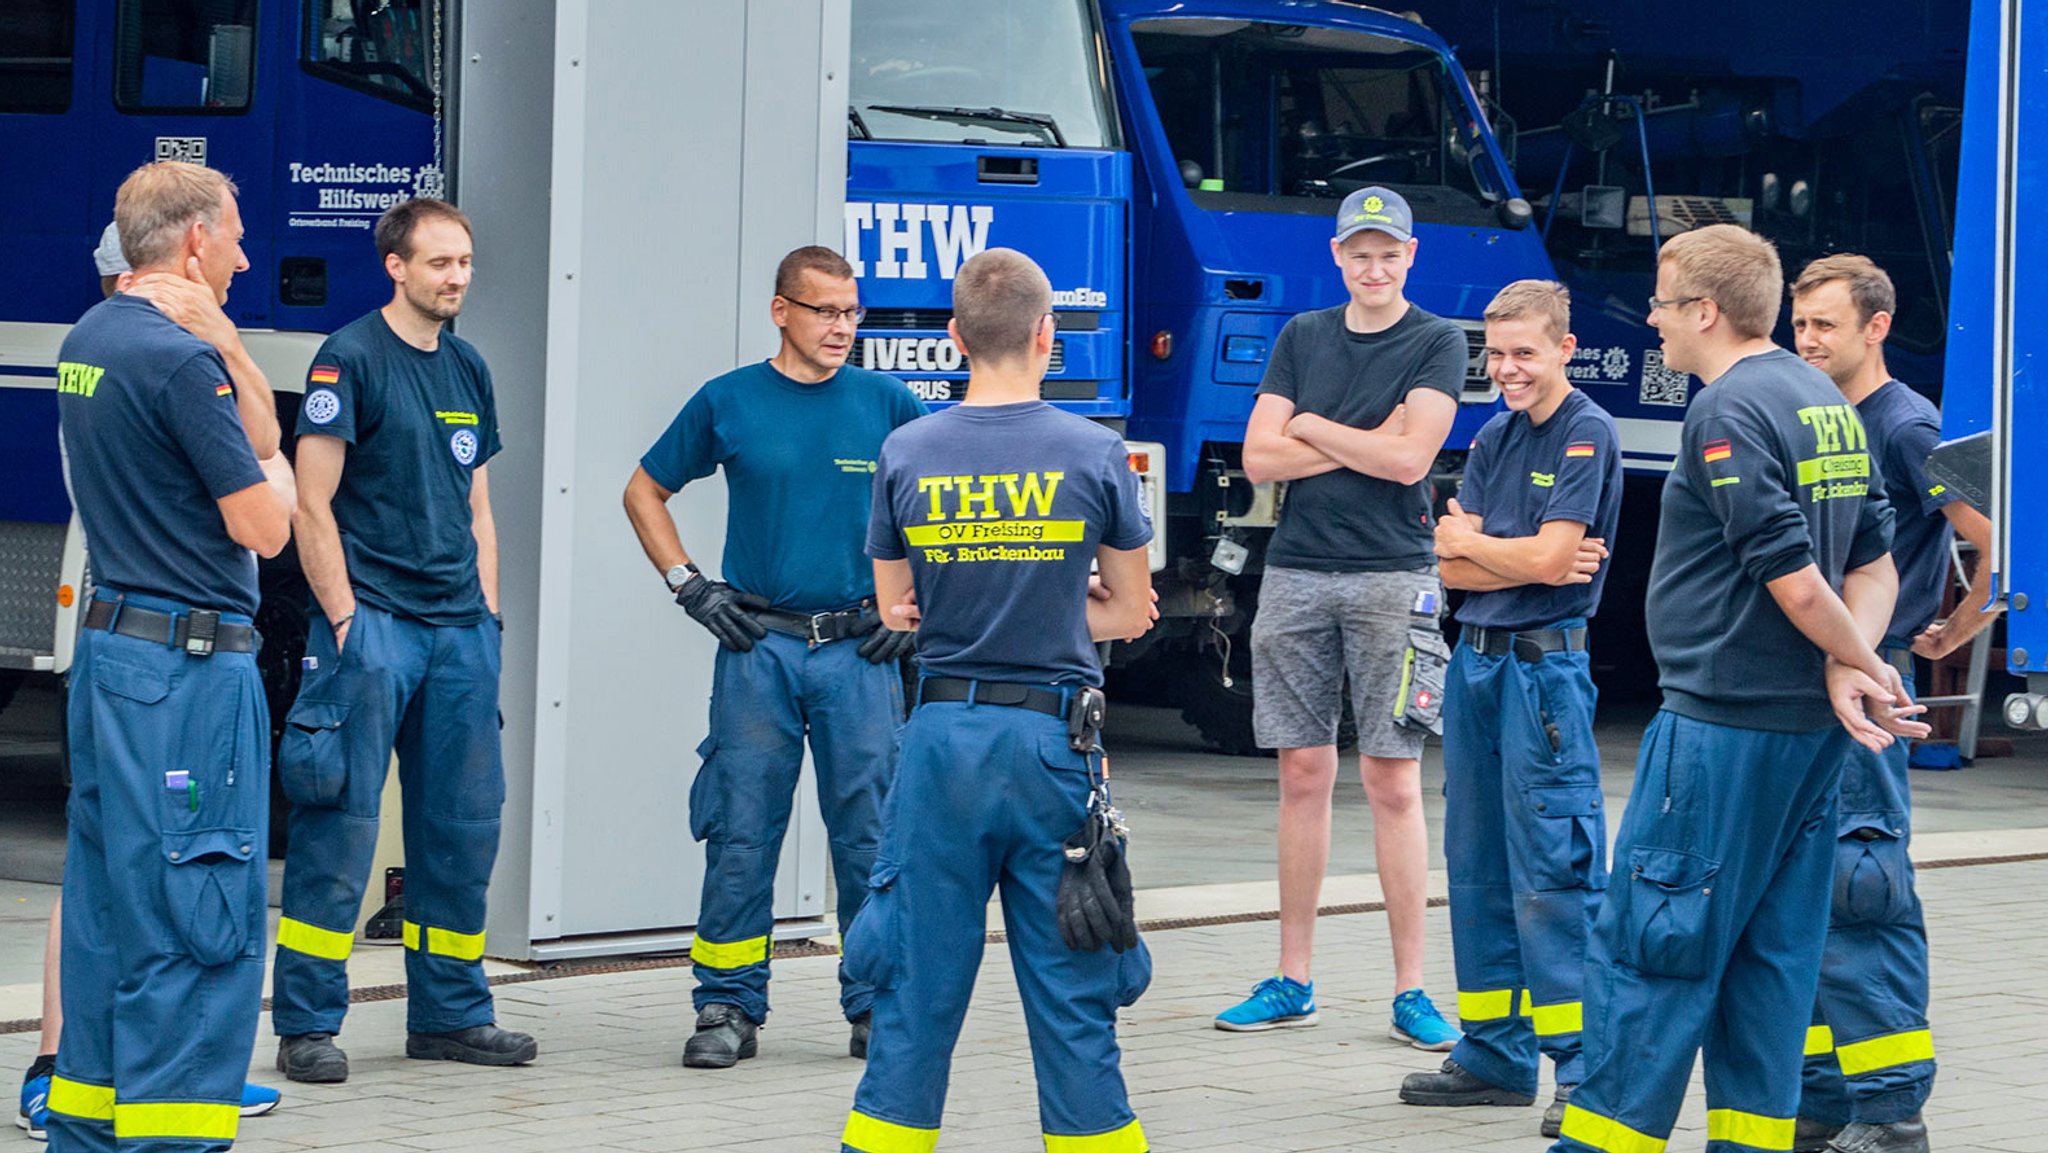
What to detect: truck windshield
<box><xmin>1131</xmin><ymin>18</ymin><xmax>1505</xmax><ymax>211</ymax></box>
<box><xmin>850</xmin><ymin>0</ymin><xmax>1115</xmax><ymax>149</ymax></box>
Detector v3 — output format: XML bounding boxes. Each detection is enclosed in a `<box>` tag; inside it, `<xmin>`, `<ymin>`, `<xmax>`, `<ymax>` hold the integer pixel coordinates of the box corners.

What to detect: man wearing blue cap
<box><xmin>1215</xmin><ymin>186</ymin><xmax>1466</xmax><ymax>1050</ymax></box>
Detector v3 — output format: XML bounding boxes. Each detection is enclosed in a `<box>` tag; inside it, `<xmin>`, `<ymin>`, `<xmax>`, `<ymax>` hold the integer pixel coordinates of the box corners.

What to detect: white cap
<box><xmin>93</xmin><ymin>221</ymin><xmax>128</xmax><ymax>277</ymax></box>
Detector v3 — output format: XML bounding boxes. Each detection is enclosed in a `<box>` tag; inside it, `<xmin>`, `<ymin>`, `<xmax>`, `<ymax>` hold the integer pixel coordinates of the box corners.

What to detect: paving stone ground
<box><xmin>9</xmin><ymin>859</ymin><xmax>2041</xmax><ymax>1153</ymax></box>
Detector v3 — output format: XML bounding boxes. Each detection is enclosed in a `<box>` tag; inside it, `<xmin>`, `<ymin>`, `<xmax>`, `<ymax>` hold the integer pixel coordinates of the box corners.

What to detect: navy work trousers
<box><xmin>1802</xmin><ymin>670</ymin><xmax>1935</xmax><ymax>1126</ymax></box>
<box><xmin>271</xmin><ymin>604</ymin><xmax>504</xmax><ymax>1037</ymax></box>
<box><xmin>688</xmin><ymin>629</ymin><xmax>902</xmax><ymax>1024</ymax></box>
<box><xmin>1443</xmin><ymin>628</ymin><xmax>1608</xmax><ymax>1095</ymax></box>
<box><xmin>840</xmin><ymin>694</ymin><xmax>1150</xmax><ymax>1152</ymax></box>
<box><xmin>49</xmin><ymin>590</ymin><xmax>268</xmax><ymax>1153</ymax></box>
<box><xmin>1551</xmin><ymin>709</ymin><xmax>1847</xmax><ymax>1153</ymax></box>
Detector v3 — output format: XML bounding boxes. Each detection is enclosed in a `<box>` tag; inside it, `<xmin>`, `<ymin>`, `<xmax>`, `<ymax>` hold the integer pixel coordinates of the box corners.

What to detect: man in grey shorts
<box><xmin>1213</xmin><ymin>187</ymin><xmax>1465</xmax><ymax>1050</ymax></box>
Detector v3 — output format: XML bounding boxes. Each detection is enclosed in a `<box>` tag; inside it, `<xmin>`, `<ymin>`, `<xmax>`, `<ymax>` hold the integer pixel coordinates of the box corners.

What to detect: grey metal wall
<box><xmin>456</xmin><ymin>0</ymin><xmax>851</xmax><ymax>956</ymax></box>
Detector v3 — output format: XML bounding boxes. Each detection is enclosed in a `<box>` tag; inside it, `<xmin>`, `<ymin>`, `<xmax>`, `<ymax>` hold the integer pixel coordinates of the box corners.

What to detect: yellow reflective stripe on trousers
<box><xmin>1528</xmin><ymin>1000</ymin><xmax>1584</xmax><ymax>1036</ymax></box>
<box><xmin>1705</xmin><ymin>1109</ymin><xmax>1794</xmax><ymax>1151</ymax></box>
<box><xmin>690</xmin><ymin>932</ymin><xmax>769</xmax><ymax>970</ymax></box>
<box><xmin>1559</xmin><ymin>1104</ymin><xmax>1668</xmax><ymax>1153</ymax></box>
<box><xmin>46</xmin><ymin>1077</ymin><xmax>114</xmax><ymax>1121</ymax></box>
<box><xmin>1458</xmin><ymin>988</ymin><xmax>1517</xmax><ymax>1021</ymax></box>
<box><xmin>1044</xmin><ymin>1118</ymin><xmax>1148</xmax><ymax>1152</ymax></box>
<box><xmin>1835</xmin><ymin>1029</ymin><xmax>1935</xmax><ymax>1076</ymax></box>
<box><xmin>114</xmin><ymin>1101</ymin><xmax>239</xmax><ymax>1141</ymax></box>
<box><xmin>401</xmin><ymin>920</ymin><xmax>487</xmax><ymax>961</ymax></box>
<box><xmin>1520</xmin><ymin>989</ymin><xmax>1534</xmax><ymax>1016</ymax></box>
<box><xmin>1804</xmin><ymin>1024</ymin><xmax>1835</xmax><ymax>1056</ymax></box>
<box><xmin>841</xmin><ymin>1110</ymin><xmax>940</xmax><ymax>1153</ymax></box>
<box><xmin>277</xmin><ymin>915</ymin><xmax>355</xmax><ymax>961</ymax></box>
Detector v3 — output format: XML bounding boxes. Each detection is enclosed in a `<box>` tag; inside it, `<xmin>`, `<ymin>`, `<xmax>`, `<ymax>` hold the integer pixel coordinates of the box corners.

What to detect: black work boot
<box><xmin>1830</xmin><ymin>1114</ymin><xmax>1930</xmax><ymax>1153</ymax></box>
<box><xmin>1542</xmin><ymin>1083</ymin><xmax>1576</xmax><ymax>1138</ymax></box>
<box><xmin>1398</xmin><ymin>1058</ymin><xmax>1536</xmax><ymax>1106</ymax></box>
<box><xmin>276</xmin><ymin>1033</ymin><xmax>349</xmax><ymax>1084</ymax></box>
<box><xmin>1795</xmin><ymin>1117</ymin><xmax>1845</xmax><ymax>1153</ymax></box>
<box><xmin>849</xmin><ymin>1013</ymin><xmax>872</xmax><ymax>1060</ymax></box>
<box><xmin>681</xmin><ymin>1004</ymin><xmax>758</xmax><ymax>1069</ymax></box>
<box><xmin>406</xmin><ymin>1023</ymin><xmax>539</xmax><ymax>1066</ymax></box>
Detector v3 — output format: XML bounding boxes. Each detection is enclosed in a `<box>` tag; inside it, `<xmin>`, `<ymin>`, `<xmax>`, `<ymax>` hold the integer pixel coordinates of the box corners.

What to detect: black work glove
<box><xmin>676</xmin><ymin>576</ymin><xmax>768</xmax><ymax>652</ymax></box>
<box><xmin>856</xmin><ymin>624</ymin><xmax>917</xmax><ymax>664</ymax></box>
<box><xmin>1056</xmin><ymin>807</ymin><xmax>1138</xmax><ymax>953</ymax></box>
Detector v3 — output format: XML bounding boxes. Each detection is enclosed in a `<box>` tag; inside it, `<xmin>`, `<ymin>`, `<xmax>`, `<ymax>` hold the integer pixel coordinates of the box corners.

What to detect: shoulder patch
<box><xmin>1702</xmin><ymin>439</ymin><xmax>1733</xmax><ymax>463</ymax></box>
<box><xmin>1565</xmin><ymin>441</ymin><xmax>1596</xmax><ymax>458</ymax></box>
<box><xmin>309</xmin><ymin>365</ymin><xmax>340</xmax><ymax>385</ymax></box>
<box><xmin>215</xmin><ymin>382</ymin><xmax>234</xmax><ymax>398</ymax></box>
<box><xmin>304</xmin><ymin>388</ymin><xmax>342</xmax><ymax>425</ymax></box>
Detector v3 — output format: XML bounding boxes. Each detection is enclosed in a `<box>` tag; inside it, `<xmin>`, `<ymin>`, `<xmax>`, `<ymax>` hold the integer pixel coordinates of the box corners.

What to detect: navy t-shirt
<box><xmin>1256</xmin><ymin>303</ymin><xmax>1467</xmax><ymax>572</ymax></box>
<box><xmin>1454</xmin><ymin>389</ymin><xmax>1624</xmax><ymax>630</ymax></box>
<box><xmin>297</xmin><ymin>311</ymin><xmax>501</xmax><ymax>626</ymax></box>
<box><xmin>866</xmin><ymin>402</ymin><xmax>1151</xmax><ymax>686</ymax></box>
<box><xmin>1646</xmin><ymin>348</ymin><xmax>1894</xmax><ymax>731</ymax></box>
<box><xmin>57</xmin><ymin>295</ymin><xmax>265</xmax><ymax>614</ymax></box>
<box><xmin>1858</xmin><ymin>380</ymin><xmax>1960</xmax><ymax>646</ymax></box>
<box><xmin>642</xmin><ymin>361</ymin><xmax>926</xmax><ymax>613</ymax></box>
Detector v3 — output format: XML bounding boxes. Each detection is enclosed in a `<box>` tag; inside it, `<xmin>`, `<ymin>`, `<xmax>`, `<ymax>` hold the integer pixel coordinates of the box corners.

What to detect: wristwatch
<box><xmin>665</xmin><ymin>562</ymin><xmax>701</xmax><ymax>593</ymax></box>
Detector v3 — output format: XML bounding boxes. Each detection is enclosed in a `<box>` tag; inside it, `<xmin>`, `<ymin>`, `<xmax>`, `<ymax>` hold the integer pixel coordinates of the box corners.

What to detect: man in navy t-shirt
<box><xmin>1788</xmin><ymin>255</ymin><xmax>1987</xmax><ymax>1153</ymax></box>
<box><xmin>839</xmin><ymin>249</ymin><xmax>1155</xmax><ymax>1153</ymax></box>
<box><xmin>623</xmin><ymin>246</ymin><xmax>925</xmax><ymax>1068</ymax></box>
<box><xmin>1401</xmin><ymin>281</ymin><xmax>1621</xmax><ymax>1136</ymax></box>
<box><xmin>49</xmin><ymin>161</ymin><xmax>293</xmax><ymax>1153</ymax></box>
<box><xmin>271</xmin><ymin>198</ymin><xmax>533</xmax><ymax>1082</ymax></box>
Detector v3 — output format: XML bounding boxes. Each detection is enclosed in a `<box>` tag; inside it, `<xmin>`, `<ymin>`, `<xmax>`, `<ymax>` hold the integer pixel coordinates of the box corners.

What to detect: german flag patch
<box><xmin>1703</xmin><ymin>439</ymin><xmax>1733</xmax><ymax>463</ymax></box>
<box><xmin>214</xmin><ymin>382</ymin><xmax>233</xmax><ymax>397</ymax></box>
<box><xmin>309</xmin><ymin>365</ymin><xmax>340</xmax><ymax>385</ymax></box>
<box><xmin>1565</xmin><ymin>441</ymin><xmax>1596</xmax><ymax>459</ymax></box>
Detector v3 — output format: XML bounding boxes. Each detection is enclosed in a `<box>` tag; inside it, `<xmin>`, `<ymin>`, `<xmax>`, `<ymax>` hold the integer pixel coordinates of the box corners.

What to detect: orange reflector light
<box><xmin>57</xmin><ymin>585</ymin><xmax>74</xmax><ymax>607</ymax></box>
<box><xmin>1127</xmin><ymin>451</ymin><xmax>1151</xmax><ymax>474</ymax></box>
<box><xmin>1151</xmin><ymin>330</ymin><xmax>1173</xmax><ymax>360</ymax></box>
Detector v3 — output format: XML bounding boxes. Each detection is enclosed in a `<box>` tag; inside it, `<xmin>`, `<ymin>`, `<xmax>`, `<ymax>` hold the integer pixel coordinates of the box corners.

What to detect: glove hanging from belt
<box><xmin>1057</xmin><ymin>782</ymin><xmax>1137</xmax><ymax>954</ymax></box>
<box><xmin>856</xmin><ymin>625</ymin><xmax>917</xmax><ymax>664</ymax></box>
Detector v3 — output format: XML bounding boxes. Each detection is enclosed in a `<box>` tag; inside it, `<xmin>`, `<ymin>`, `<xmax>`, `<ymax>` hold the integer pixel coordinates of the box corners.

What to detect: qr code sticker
<box><xmin>1640</xmin><ymin>350</ymin><xmax>1691</xmax><ymax>406</ymax></box>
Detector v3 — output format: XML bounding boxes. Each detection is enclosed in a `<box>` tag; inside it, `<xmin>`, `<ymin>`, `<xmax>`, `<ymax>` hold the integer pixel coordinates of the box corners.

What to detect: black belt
<box><xmin>917</xmin><ymin>676</ymin><xmax>1065</xmax><ymax>718</ymax></box>
<box><xmin>84</xmin><ymin>599</ymin><xmax>256</xmax><ymax>656</ymax></box>
<box><xmin>1463</xmin><ymin>625</ymin><xmax>1587</xmax><ymax>662</ymax></box>
<box><xmin>742</xmin><ymin>603</ymin><xmax>878</xmax><ymax>644</ymax></box>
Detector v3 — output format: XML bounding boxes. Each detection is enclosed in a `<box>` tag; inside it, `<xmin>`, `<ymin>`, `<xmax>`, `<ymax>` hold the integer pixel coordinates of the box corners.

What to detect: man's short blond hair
<box><xmin>953</xmin><ymin>248</ymin><xmax>1052</xmax><ymax>367</ymax></box>
<box><xmin>114</xmin><ymin>161</ymin><xmax>238</xmax><ymax>271</ymax></box>
<box><xmin>1657</xmin><ymin>224</ymin><xmax>1783</xmax><ymax>339</ymax></box>
<box><xmin>1484</xmin><ymin>279</ymin><xmax>1572</xmax><ymax>342</ymax></box>
<box><xmin>1790</xmin><ymin>253</ymin><xmax>1897</xmax><ymax>327</ymax></box>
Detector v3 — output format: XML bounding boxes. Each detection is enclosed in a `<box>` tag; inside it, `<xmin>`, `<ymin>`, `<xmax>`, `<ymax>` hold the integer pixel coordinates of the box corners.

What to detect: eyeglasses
<box><xmin>781</xmin><ymin>296</ymin><xmax>866</xmax><ymax>325</ymax></box>
<box><xmin>1647</xmin><ymin>295</ymin><xmax>1707</xmax><ymax>313</ymax></box>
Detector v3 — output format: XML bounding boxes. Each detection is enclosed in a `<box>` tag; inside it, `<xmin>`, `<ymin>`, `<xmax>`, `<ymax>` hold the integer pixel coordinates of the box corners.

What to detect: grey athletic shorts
<box><xmin>1251</xmin><ymin>565</ymin><xmax>1440</xmax><ymax>758</ymax></box>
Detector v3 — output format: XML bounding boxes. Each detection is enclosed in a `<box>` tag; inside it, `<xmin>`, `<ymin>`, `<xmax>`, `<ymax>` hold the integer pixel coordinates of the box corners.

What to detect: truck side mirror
<box><xmin>1497</xmin><ymin>198</ymin><xmax>1533</xmax><ymax>230</ymax></box>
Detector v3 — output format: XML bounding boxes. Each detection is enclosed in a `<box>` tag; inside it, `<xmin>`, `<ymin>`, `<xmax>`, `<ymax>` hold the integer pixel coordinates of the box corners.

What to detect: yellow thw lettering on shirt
<box><xmin>56</xmin><ymin>362</ymin><xmax>106</xmax><ymax>398</ymax></box>
<box><xmin>1797</xmin><ymin>404</ymin><xmax>1868</xmax><ymax>455</ymax></box>
<box><xmin>954</xmin><ymin>474</ymin><xmax>1005</xmax><ymax>519</ymax></box>
<box><xmin>1002</xmin><ymin>471</ymin><xmax>1063</xmax><ymax>516</ymax></box>
<box><xmin>435</xmin><ymin>410</ymin><xmax>479</xmax><ymax>425</ymax></box>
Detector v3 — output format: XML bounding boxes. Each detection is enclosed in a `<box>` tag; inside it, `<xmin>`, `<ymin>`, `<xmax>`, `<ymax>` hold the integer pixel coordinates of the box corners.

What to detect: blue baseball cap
<box><xmin>1334</xmin><ymin>186</ymin><xmax>1413</xmax><ymax>244</ymax></box>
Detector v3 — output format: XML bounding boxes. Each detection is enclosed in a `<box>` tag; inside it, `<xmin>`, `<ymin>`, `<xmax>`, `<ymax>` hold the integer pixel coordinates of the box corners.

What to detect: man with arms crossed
<box><xmin>623</xmin><ymin>246</ymin><xmax>924</xmax><ymax>1068</ymax></box>
<box><xmin>271</xmin><ymin>198</ymin><xmax>534</xmax><ymax>1081</ymax></box>
<box><xmin>1401</xmin><ymin>281</ymin><xmax>1621</xmax><ymax>1138</ymax></box>
<box><xmin>1216</xmin><ymin>186</ymin><xmax>1464</xmax><ymax>1049</ymax></box>
<box><xmin>1550</xmin><ymin>225</ymin><xmax>1927</xmax><ymax>1153</ymax></box>
<box><xmin>46</xmin><ymin>160</ymin><xmax>293</xmax><ymax>1153</ymax></box>
<box><xmin>1789</xmin><ymin>254</ymin><xmax>1989</xmax><ymax>1153</ymax></box>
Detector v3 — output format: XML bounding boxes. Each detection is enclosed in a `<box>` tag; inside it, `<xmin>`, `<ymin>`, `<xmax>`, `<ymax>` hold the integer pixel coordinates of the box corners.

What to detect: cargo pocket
<box><xmin>1624</xmin><ymin>847</ymin><xmax>1720</xmax><ymax>979</ymax></box>
<box><xmin>1116</xmin><ymin>935</ymin><xmax>1154</xmax><ymax>1008</ymax></box>
<box><xmin>687</xmin><ymin>735</ymin><xmax>722</xmax><ymax>843</ymax></box>
<box><xmin>842</xmin><ymin>861</ymin><xmax>903</xmax><ymax>992</ymax></box>
<box><xmin>278</xmin><ymin>698</ymin><xmax>351</xmax><ymax>807</ymax></box>
<box><xmin>1522</xmin><ymin>784</ymin><xmax>1608</xmax><ymax>892</ymax></box>
<box><xmin>1832</xmin><ymin>821</ymin><xmax>1911</xmax><ymax>927</ymax></box>
<box><xmin>1394</xmin><ymin>626</ymin><xmax>1450</xmax><ymax>735</ymax></box>
<box><xmin>162</xmin><ymin>828</ymin><xmax>260</xmax><ymax>967</ymax></box>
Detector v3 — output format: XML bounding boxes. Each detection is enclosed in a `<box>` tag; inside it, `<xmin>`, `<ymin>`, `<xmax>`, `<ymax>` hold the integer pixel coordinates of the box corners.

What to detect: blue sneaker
<box><xmin>17</xmin><ymin>1072</ymin><xmax>49</xmax><ymax>1142</ymax></box>
<box><xmin>1214</xmin><ymin>976</ymin><xmax>1319</xmax><ymax>1032</ymax></box>
<box><xmin>1390</xmin><ymin>988</ymin><xmax>1460</xmax><ymax>1051</ymax></box>
<box><xmin>239</xmin><ymin>1083</ymin><xmax>281</xmax><ymax>1118</ymax></box>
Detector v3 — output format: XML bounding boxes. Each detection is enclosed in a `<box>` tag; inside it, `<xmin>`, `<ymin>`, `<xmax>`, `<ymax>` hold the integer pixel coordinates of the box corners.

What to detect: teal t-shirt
<box><xmin>642</xmin><ymin>361</ymin><xmax>926</xmax><ymax>612</ymax></box>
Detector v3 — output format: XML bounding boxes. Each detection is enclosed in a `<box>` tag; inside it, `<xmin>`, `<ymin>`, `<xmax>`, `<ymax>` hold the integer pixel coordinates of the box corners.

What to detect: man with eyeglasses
<box><xmin>623</xmin><ymin>245</ymin><xmax>926</xmax><ymax>1069</ymax></box>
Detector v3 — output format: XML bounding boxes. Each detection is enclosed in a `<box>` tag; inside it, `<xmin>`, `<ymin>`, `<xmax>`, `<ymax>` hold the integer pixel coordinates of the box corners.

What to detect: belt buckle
<box><xmin>808</xmin><ymin>612</ymin><xmax>833</xmax><ymax>646</ymax></box>
<box><xmin>184</xmin><ymin>609</ymin><xmax>220</xmax><ymax>657</ymax></box>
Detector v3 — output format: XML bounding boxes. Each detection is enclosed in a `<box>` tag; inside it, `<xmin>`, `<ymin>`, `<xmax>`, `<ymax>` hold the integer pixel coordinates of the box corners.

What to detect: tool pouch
<box><xmin>1393</xmin><ymin>625</ymin><xmax>1450</xmax><ymax>735</ymax></box>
